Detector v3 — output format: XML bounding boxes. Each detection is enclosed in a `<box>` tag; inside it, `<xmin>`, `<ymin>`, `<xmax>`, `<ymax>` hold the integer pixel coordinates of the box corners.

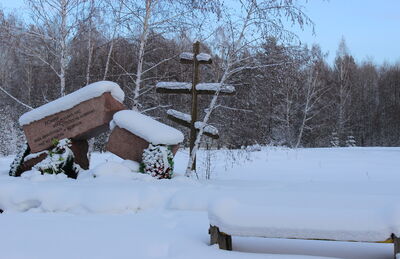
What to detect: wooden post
<box><xmin>209</xmin><ymin>225</ymin><xmax>232</xmax><ymax>251</ymax></box>
<box><xmin>190</xmin><ymin>41</ymin><xmax>200</xmax><ymax>171</ymax></box>
<box><xmin>392</xmin><ymin>234</ymin><xmax>400</xmax><ymax>259</ymax></box>
<box><xmin>156</xmin><ymin>41</ymin><xmax>235</xmax><ymax>176</ymax></box>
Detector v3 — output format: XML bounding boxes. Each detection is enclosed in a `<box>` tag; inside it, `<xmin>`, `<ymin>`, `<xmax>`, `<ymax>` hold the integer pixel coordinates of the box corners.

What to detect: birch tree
<box><xmin>114</xmin><ymin>0</ymin><xmax>220</xmax><ymax>109</ymax></box>
<box><xmin>103</xmin><ymin>0</ymin><xmax>123</xmax><ymax>80</ymax></box>
<box><xmin>84</xmin><ymin>0</ymin><xmax>96</xmax><ymax>85</ymax></box>
<box><xmin>185</xmin><ymin>0</ymin><xmax>313</xmax><ymax>176</ymax></box>
<box><xmin>295</xmin><ymin>45</ymin><xmax>330</xmax><ymax>148</ymax></box>
<box><xmin>24</xmin><ymin>0</ymin><xmax>85</xmax><ymax>97</ymax></box>
<box><xmin>0</xmin><ymin>12</ymin><xmax>34</xmax><ymax>110</ymax></box>
<box><xmin>273</xmin><ymin>63</ymin><xmax>299</xmax><ymax>146</ymax></box>
<box><xmin>333</xmin><ymin>38</ymin><xmax>357</xmax><ymax>144</ymax></box>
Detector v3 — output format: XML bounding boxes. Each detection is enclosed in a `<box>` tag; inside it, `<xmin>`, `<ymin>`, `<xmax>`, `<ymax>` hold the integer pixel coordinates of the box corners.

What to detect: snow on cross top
<box><xmin>110</xmin><ymin>110</ymin><xmax>184</xmax><ymax>145</ymax></box>
<box><xmin>156</xmin><ymin>82</ymin><xmax>191</xmax><ymax>90</ymax></box>
<box><xmin>196</xmin><ymin>83</ymin><xmax>235</xmax><ymax>93</ymax></box>
<box><xmin>19</xmin><ymin>81</ymin><xmax>125</xmax><ymax>126</ymax></box>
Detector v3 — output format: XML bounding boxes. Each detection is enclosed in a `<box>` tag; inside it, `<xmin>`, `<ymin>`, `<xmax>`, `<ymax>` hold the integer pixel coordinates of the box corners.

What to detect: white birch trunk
<box><xmin>185</xmin><ymin>89</ymin><xmax>221</xmax><ymax>177</ymax></box>
<box><xmin>86</xmin><ymin>0</ymin><xmax>95</xmax><ymax>85</ymax></box>
<box><xmin>103</xmin><ymin>1</ymin><xmax>122</xmax><ymax>81</ymax></box>
<box><xmin>295</xmin><ymin>77</ymin><xmax>313</xmax><ymax>148</ymax></box>
<box><xmin>103</xmin><ymin>39</ymin><xmax>114</xmax><ymax>81</ymax></box>
<box><xmin>86</xmin><ymin>34</ymin><xmax>93</xmax><ymax>85</ymax></box>
<box><xmin>59</xmin><ymin>0</ymin><xmax>68</xmax><ymax>96</ymax></box>
<box><xmin>184</xmin><ymin>3</ymin><xmax>254</xmax><ymax>177</ymax></box>
<box><xmin>132</xmin><ymin>0</ymin><xmax>153</xmax><ymax>110</ymax></box>
<box><xmin>338</xmin><ymin>58</ymin><xmax>346</xmax><ymax>140</ymax></box>
<box><xmin>185</xmin><ymin>63</ymin><xmax>232</xmax><ymax>177</ymax></box>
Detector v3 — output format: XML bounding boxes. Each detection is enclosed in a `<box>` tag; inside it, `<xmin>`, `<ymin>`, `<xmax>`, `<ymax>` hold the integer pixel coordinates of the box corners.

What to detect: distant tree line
<box><xmin>0</xmin><ymin>1</ymin><xmax>399</xmax><ymax>155</ymax></box>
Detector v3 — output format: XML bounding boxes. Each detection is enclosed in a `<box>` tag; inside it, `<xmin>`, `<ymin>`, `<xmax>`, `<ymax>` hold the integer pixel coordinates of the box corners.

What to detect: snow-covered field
<box><xmin>1</xmin><ymin>147</ymin><xmax>400</xmax><ymax>259</ymax></box>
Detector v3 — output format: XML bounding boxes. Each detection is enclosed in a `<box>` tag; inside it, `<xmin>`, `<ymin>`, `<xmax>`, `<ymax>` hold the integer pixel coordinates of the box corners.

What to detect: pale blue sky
<box><xmin>1</xmin><ymin>0</ymin><xmax>399</xmax><ymax>65</ymax></box>
<box><xmin>294</xmin><ymin>0</ymin><xmax>400</xmax><ymax>65</ymax></box>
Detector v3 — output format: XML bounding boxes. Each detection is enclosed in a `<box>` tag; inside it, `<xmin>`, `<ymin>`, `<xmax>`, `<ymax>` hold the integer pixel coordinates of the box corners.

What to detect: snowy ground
<box><xmin>1</xmin><ymin>147</ymin><xmax>400</xmax><ymax>259</ymax></box>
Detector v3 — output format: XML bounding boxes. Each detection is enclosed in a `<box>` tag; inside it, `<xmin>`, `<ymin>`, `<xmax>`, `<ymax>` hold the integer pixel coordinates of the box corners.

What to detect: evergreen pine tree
<box><xmin>346</xmin><ymin>135</ymin><xmax>356</xmax><ymax>147</ymax></box>
<box><xmin>330</xmin><ymin>132</ymin><xmax>340</xmax><ymax>147</ymax></box>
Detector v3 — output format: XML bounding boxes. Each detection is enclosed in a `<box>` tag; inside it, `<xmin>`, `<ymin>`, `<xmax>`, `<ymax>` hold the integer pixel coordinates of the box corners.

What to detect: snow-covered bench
<box><xmin>208</xmin><ymin>196</ymin><xmax>400</xmax><ymax>258</ymax></box>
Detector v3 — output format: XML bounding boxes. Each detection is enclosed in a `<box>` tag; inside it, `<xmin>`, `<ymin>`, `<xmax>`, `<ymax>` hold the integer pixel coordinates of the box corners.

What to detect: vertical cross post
<box><xmin>190</xmin><ymin>41</ymin><xmax>200</xmax><ymax>171</ymax></box>
<box><xmin>156</xmin><ymin>41</ymin><xmax>233</xmax><ymax>176</ymax></box>
<box><xmin>392</xmin><ymin>234</ymin><xmax>400</xmax><ymax>259</ymax></box>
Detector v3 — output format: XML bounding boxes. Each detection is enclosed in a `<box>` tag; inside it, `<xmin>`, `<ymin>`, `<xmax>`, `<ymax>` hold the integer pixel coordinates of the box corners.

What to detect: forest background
<box><xmin>1</xmin><ymin>0</ymin><xmax>399</xmax><ymax>155</ymax></box>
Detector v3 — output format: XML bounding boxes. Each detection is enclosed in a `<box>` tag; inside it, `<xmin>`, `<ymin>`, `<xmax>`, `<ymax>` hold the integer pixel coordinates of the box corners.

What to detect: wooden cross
<box><xmin>156</xmin><ymin>41</ymin><xmax>235</xmax><ymax>171</ymax></box>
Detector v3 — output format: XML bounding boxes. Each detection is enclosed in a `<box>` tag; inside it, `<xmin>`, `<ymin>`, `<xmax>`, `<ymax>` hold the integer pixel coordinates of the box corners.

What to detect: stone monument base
<box><xmin>20</xmin><ymin>139</ymin><xmax>89</xmax><ymax>177</ymax></box>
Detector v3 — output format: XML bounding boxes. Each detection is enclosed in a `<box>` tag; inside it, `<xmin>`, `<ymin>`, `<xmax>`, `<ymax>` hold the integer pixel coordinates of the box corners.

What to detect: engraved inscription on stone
<box><xmin>32</xmin><ymin>109</ymin><xmax>95</xmax><ymax>147</ymax></box>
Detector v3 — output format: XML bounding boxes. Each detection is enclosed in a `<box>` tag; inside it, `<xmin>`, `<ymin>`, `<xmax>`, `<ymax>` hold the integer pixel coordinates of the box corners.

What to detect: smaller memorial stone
<box><xmin>106</xmin><ymin>110</ymin><xmax>183</xmax><ymax>162</ymax></box>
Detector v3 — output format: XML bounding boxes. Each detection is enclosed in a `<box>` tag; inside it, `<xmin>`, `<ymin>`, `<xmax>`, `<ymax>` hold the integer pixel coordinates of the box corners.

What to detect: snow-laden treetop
<box><xmin>19</xmin><ymin>81</ymin><xmax>125</xmax><ymax>126</ymax></box>
<box><xmin>110</xmin><ymin>110</ymin><xmax>184</xmax><ymax>145</ymax></box>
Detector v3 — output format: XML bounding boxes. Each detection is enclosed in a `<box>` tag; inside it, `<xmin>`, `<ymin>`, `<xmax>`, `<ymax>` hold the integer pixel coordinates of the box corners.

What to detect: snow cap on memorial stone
<box><xmin>19</xmin><ymin>81</ymin><xmax>124</xmax><ymax>126</ymax></box>
<box><xmin>110</xmin><ymin>110</ymin><xmax>184</xmax><ymax>145</ymax></box>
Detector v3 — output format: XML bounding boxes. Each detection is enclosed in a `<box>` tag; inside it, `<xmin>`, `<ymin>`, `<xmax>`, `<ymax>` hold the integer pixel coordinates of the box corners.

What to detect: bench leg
<box><xmin>209</xmin><ymin>225</ymin><xmax>232</xmax><ymax>250</ymax></box>
<box><xmin>392</xmin><ymin>234</ymin><xmax>400</xmax><ymax>259</ymax></box>
<box><xmin>209</xmin><ymin>225</ymin><xmax>219</xmax><ymax>245</ymax></box>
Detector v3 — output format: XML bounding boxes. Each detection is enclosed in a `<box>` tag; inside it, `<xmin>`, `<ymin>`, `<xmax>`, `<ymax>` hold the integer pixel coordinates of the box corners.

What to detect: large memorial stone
<box><xmin>19</xmin><ymin>81</ymin><xmax>125</xmax><ymax>153</ymax></box>
<box><xmin>106</xmin><ymin>110</ymin><xmax>183</xmax><ymax>162</ymax></box>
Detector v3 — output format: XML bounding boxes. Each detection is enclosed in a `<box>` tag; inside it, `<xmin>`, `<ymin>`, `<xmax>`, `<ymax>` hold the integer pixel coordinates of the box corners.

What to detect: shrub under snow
<box><xmin>140</xmin><ymin>144</ymin><xmax>174</xmax><ymax>179</ymax></box>
<box><xmin>34</xmin><ymin>139</ymin><xmax>81</xmax><ymax>178</ymax></box>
